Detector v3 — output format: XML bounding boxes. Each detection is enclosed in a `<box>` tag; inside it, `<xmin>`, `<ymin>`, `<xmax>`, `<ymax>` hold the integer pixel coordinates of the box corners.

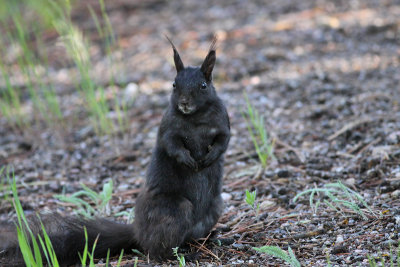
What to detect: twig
<box><xmin>288</xmin><ymin>228</ymin><xmax>327</xmax><ymax>240</ymax></box>
<box><xmin>198</xmin><ymin>232</ymin><xmax>212</xmax><ymax>249</ymax></box>
<box><xmin>191</xmin><ymin>240</ymin><xmax>221</xmax><ymax>262</ymax></box>
<box><xmin>356</xmin><ymin>137</ymin><xmax>381</xmax><ymax>156</ymax></box>
<box><xmin>273</xmin><ymin>136</ymin><xmax>305</xmax><ymax>163</ymax></box>
<box><xmin>328</xmin><ymin>117</ymin><xmax>374</xmax><ymax>141</ymax></box>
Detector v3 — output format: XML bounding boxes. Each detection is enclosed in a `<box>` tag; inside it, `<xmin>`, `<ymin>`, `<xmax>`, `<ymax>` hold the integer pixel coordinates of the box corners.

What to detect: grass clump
<box><xmin>5</xmin><ymin>167</ymin><xmax>60</xmax><ymax>267</ymax></box>
<box><xmin>53</xmin><ymin>15</ymin><xmax>114</xmax><ymax>136</ymax></box>
<box><xmin>293</xmin><ymin>181</ymin><xmax>377</xmax><ymax>220</ymax></box>
<box><xmin>2</xmin><ymin>167</ymin><xmax>123</xmax><ymax>266</ymax></box>
<box><xmin>253</xmin><ymin>245</ymin><xmax>301</xmax><ymax>267</ymax></box>
<box><xmin>242</xmin><ymin>92</ymin><xmax>275</xmax><ymax>169</ymax></box>
<box><xmin>367</xmin><ymin>241</ymin><xmax>400</xmax><ymax>267</ymax></box>
<box><xmin>0</xmin><ymin>62</ymin><xmax>26</xmax><ymax>128</ymax></box>
<box><xmin>245</xmin><ymin>189</ymin><xmax>260</xmax><ymax>217</ymax></box>
<box><xmin>172</xmin><ymin>247</ymin><xmax>186</xmax><ymax>267</ymax></box>
<box><xmin>0</xmin><ymin>0</ymin><xmax>130</xmax><ymax>136</ymax></box>
<box><xmin>88</xmin><ymin>0</ymin><xmax>130</xmax><ymax>133</ymax></box>
<box><xmin>0</xmin><ymin>3</ymin><xmax>63</xmax><ymax>129</ymax></box>
<box><xmin>54</xmin><ymin>179</ymin><xmax>113</xmax><ymax>218</ymax></box>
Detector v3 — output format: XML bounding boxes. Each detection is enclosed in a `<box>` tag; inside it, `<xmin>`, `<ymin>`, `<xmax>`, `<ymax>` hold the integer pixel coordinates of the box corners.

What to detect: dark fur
<box><xmin>0</xmin><ymin>36</ymin><xmax>230</xmax><ymax>265</ymax></box>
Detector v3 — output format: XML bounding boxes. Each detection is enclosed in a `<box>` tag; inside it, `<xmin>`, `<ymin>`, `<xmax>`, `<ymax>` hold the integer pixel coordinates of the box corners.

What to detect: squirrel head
<box><xmin>166</xmin><ymin>36</ymin><xmax>218</xmax><ymax>115</ymax></box>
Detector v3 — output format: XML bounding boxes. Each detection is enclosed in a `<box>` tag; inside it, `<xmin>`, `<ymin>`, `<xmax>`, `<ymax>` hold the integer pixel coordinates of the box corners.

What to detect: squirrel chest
<box><xmin>180</xmin><ymin>120</ymin><xmax>219</xmax><ymax>161</ymax></box>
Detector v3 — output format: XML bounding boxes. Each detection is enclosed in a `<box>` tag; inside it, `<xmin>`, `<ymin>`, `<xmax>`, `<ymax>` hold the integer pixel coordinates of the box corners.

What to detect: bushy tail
<box><xmin>0</xmin><ymin>214</ymin><xmax>137</xmax><ymax>266</ymax></box>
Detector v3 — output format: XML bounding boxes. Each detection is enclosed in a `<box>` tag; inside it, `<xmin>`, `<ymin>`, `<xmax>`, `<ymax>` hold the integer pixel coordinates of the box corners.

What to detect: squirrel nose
<box><xmin>180</xmin><ymin>98</ymin><xmax>189</xmax><ymax>105</ymax></box>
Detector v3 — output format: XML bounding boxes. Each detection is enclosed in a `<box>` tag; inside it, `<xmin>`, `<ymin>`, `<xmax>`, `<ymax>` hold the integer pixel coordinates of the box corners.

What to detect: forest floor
<box><xmin>1</xmin><ymin>0</ymin><xmax>400</xmax><ymax>266</ymax></box>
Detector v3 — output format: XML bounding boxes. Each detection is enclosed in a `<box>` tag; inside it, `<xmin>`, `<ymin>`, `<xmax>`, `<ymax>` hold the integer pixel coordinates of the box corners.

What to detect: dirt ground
<box><xmin>1</xmin><ymin>0</ymin><xmax>400</xmax><ymax>266</ymax></box>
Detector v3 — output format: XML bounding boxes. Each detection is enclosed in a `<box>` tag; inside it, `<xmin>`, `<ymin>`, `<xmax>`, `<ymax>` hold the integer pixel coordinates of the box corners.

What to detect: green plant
<box><xmin>33</xmin><ymin>0</ymin><xmax>114</xmax><ymax>136</ymax></box>
<box><xmin>242</xmin><ymin>92</ymin><xmax>275</xmax><ymax>169</ymax></box>
<box><xmin>54</xmin><ymin>180</ymin><xmax>114</xmax><ymax>218</ymax></box>
<box><xmin>54</xmin><ymin>18</ymin><xmax>113</xmax><ymax>135</ymax></box>
<box><xmin>293</xmin><ymin>181</ymin><xmax>377</xmax><ymax>220</ymax></box>
<box><xmin>253</xmin><ymin>245</ymin><xmax>301</xmax><ymax>267</ymax></box>
<box><xmin>6</xmin><ymin>167</ymin><xmax>60</xmax><ymax>267</ymax></box>
<box><xmin>245</xmin><ymin>189</ymin><xmax>260</xmax><ymax>217</ymax></box>
<box><xmin>0</xmin><ymin>166</ymin><xmax>6</xmax><ymax>201</ymax></box>
<box><xmin>326</xmin><ymin>250</ymin><xmax>332</xmax><ymax>267</ymax></box>
<box><xmin>88</xmin><ymin>0</ymin><xmax>130</xmax><ymax>133</ymax></box>
<box><xmin>398</xmin><ymin>240</ymin><xmax>400</xmax><ymax>266</ymax></box>
<box><xmin>132</xmin><ymin>248</ymin><xmax>146</xmax><ymax>258</ymax></box>
<box><xmin>11</xmin><ymin>7</ymin><xmax>62</xmax><ymax>127</ymax></box>
<box><xmin>0</xmin><ymin>2</ymin><xmax>63</xmax><ymax>129</ymax></box>
<box><xmin>0</xmin><ymin>33</ymin><xmax>25</xmax><ymax>128</ymax></box>
<box><xmin>115</xmin><ymin>207</ymin><xmax>135</xmax><ymax>224</ymax></box>
<box><xmin>0</xmin><ymin>0</ymin><xmax>130</xmax><ymax>135</ymax></box>
<box><xmin>79</xmin><ymin>227</ymin><xmax>123</xmax><ymax>267</ymax></box>
<box><xmin>366</xmin><ymin>242</ymin><xmax>400</xmax><ymax>267</ymax></box>
<box><xmin>389</xmin><ymin>243</ymin><xmax>394</xmax><ymax>267</ymax></box>
<box><xmin>172</xmin><ymin>247</ymin><xmax>186</xmax><ymax>267</ymax></box>
<box><xmin>3</xmin><ymin>167</ymin><xmax>120</xmax><ymax>267</ymax></box>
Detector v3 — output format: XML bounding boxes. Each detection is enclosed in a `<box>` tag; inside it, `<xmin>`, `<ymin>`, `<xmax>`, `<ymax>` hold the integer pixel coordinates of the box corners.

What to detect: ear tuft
<box><xmin>165</xmin><ymin>35</ymin><xmax>184</xmax><ymax>73</ymax></box>
<box><xmin>209</xmin><ymin>34</ymin><xmax>218</xmax><ymax>53</ymax></box>
<box><xmin>201</xmin><ymin>35</ymin><xmax>218</xmax><ymax>81</ymax></box>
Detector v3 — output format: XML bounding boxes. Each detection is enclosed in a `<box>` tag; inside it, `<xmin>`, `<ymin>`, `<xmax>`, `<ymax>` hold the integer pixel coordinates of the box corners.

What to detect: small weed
<box><xmin>5</xmin><ymin>167</ymin><xmax>60</xmax><ymax>267</ymax></box>
<box><xmin>0</xmin><ymin>0</ymin><xmax>130</xmax><ymax>135</ymax></box>
<box><xmin>293</xmin><ymin>181</ymin><xmax>377</xmax><ymax>220</ymax></box>
<box><xmin>367</xmin><ymin>254</ymin><xmax>381</xmax><ymax>267</ymax></box>
<box><xmin>326</xmin><ymin>250</ymin><xmax>332</xmax><ymax>267</ymax></box>
<box><xmin>3</xmin><ymin>167</ymin><xmax>119</xmax><ymax>266</ymax></box>
<box><xmin>389</xmin><ymin>243</ymin><xmax>394</xmax><ymax>267</ymax></box>
<box><xmin>366</xmin><ymin>242</ymin><xmax>400</xmax><ymax>267</ymax></box>
<box><xmin>54</xmin><ymin>179</ymin><xmax>114</xmax><ymax>218</ymax></box>
<box><xmin>115</xmin><ymin>207</ymin><xmax>135</xmax><ymax>224</ymax></box>
<box><xmin>245</xmin><ymin>189</ymin><xmax>260</xmax><ymax>217</ymax></box>
<box><xmin>398</xmin><ymin>240</ymin><xmax>400</xmax><ymax>266</ymax></box>
<box><xmin>132</xmin><ymin>248</ymin><xmax>146</xmax><ymax>258</ymax></box>
<box><xmin>253</xmin><ymin>245</ymin><xmax>301</xmax><ymax>267</ymax></box>
<box><xmin>89</xmin><ymin>0</ymin><xmax>130</xmax><ymax>133</ymax></box>
<box><xmin>0</xmin><ymin>2</ymin><xmax>62</xmax><ymax>129</ymax></box>
<box><xmin>11</xmin><ymin>7</ymin><xmax>62</xmax><ymax>128</ymax></box>
<box><xmin>242</xmin><ymin>92</ymin><xmax>275</xmax><ymax>169</ymax></box>
<box><xmin>173</xmin><ymin>247</ymin><xmax>186</xmax><ymax>267</ymax></box>
<box><xmin>0</xmin><ymin>45</ymin><xmax>25</xmax><ymax>128</ymax></box>
<box><xmin>54</xmin><ymin>16</ymin><xmax>113</xmax><ymax>135</ymax></box>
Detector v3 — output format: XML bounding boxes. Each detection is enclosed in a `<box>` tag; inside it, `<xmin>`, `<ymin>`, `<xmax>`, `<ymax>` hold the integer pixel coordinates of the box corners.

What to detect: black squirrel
<box><xmin>0</xmin><ymin>36</ymin><xmax>230</xmax><ymax>266</ymax></box>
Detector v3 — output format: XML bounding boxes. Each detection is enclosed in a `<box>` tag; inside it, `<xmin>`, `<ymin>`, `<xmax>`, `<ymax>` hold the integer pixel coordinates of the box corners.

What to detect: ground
<box><xmin>0</xmin><ymin>0</ymin><xmax>400</xmax><ymax>266</ymax></box>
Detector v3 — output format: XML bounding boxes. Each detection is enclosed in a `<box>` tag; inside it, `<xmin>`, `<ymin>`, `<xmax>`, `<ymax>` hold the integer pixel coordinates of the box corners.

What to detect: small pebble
<box><xmin>391</xmin><ymin>190</ymin><xmax>400</xmax><ymax>197</ymax></box>
<box><xmin>277</xmin><ymin>187</ymin><xmax>287</xmax><ymax>195</ymax></box>
<box><xmin>332</xmin><ymin>244</ymin><xmax>348</xmax><ymax>254</ymax></box>
<box><xmin>345</xmin><ymin>178</ymin><xmax>355</xmax><ymax>186</ymax></box>
<box><xmin>277</xmin><ymin>169</ymin><xmax>290</xmax><ymax>178</ymax></box>
<box><xmin>124</xmin><ymin>83</ymin><xmax>139</xmax><ymax>100</ymax></box>
<box><xmin>336</xmin><ymin>235</ymin><xmax>344</xmax><ymax>244</ymax></box>
<box><xmin>221</xmin><ymin>192</ymin><xmax>232</xmax><ymax>201</ymax></box>
<box><xmin>387</xmin><ymin>131</ymin><xmax>400</xmax><ymax>144</ymax></box>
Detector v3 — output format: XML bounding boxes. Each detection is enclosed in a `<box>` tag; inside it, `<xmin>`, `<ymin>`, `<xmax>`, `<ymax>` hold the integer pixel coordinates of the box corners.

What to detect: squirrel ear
<box><xmin>201</xmin><ymin>36</ymin><xmax>217</xmax><ymax>81</ymax></box>
<box><xmin>165</xmin><ymin>35</ymin><xmax>184</xmax><ymax>73</ymax></box>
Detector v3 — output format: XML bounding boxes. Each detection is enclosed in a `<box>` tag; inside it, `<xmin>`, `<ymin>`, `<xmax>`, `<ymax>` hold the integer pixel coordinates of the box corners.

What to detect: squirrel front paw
<box><xmin>199</xmin><ymin>150</ymin><xmax>218</xmax><ymax>169</ymax></box>
<box><xmin>176</xmin><ymin>150</ymin><xmax>198</xmax><ymax>170</ymax></box>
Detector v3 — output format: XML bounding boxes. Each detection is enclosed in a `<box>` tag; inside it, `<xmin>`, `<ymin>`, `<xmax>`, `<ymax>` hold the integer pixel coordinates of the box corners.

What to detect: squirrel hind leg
<box><xmin>189</xmin><ymin>195</ymin><xmax>223</xmax><ymax>240</ymax></box>
<box><xmin>134</xmin><ymin>193</ymin><xmax>194</xmax><ymax>260</ymax></box>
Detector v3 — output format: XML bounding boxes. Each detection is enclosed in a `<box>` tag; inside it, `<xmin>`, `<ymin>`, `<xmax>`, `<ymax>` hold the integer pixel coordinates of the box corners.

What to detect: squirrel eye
<box><xmin>201</xmin><ymin>82</ymin><xmax>207</xmax><ymax>90</ymax></box>
<box><xmin>173</xmin><ymin>82</ymin><xmax>176</xmax><ymax>88</ymax></box>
